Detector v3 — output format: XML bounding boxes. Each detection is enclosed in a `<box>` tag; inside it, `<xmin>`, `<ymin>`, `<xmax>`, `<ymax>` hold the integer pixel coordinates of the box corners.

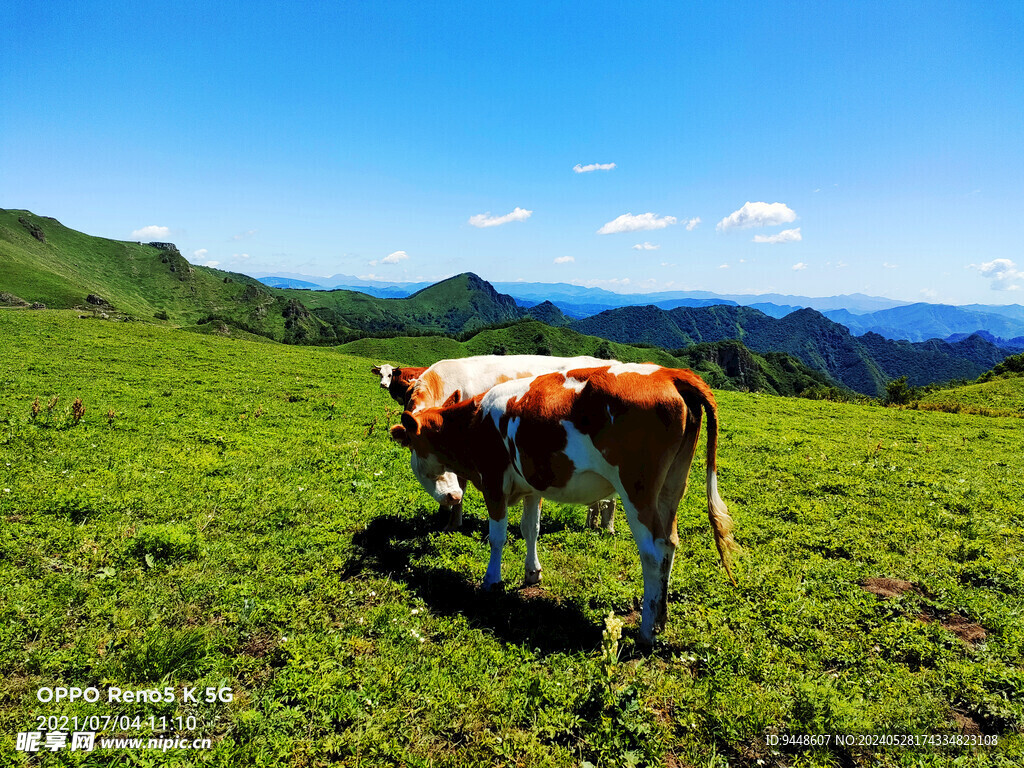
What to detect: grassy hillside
<box><xmin>339</xmin><ymin>321</ymin><xmax>842</xmax><ymax>397</ymax></box>
<box><xmin>3</xmin><ymin>308</ymin><xmax>1022</xmax><ymax>766</ymax></box>
<box><xmin>914</xmin><ymin>376</ymin><xmax>1024</xmax><ymax>417</ymax></box>
<box><xmin>0</xmin><ymin>209</ymin><xmax>334</xmax><ymax>342</ymax></box>
<box><xmin>0</xmin><ymin>211</ymin><xmax>534</xmax><ymax>342</ymax></box>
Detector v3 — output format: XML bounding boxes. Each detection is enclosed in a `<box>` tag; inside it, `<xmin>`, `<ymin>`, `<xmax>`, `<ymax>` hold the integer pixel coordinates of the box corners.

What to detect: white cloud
<box><xmin>920</xmin><ymin>288</ymin><xmax>938</xmax><ymax>299</ymax></box>
<box><xmin>685</xmin><ymin>217</ymin><xmax>701</xmax><ymax>231</ymax></box>
<box><xmin>632</xmin><ymin>242</ymin><xmax>660</xmax><ymax>251</ymax></box>
<box><xmin>716</xmin><ymin>202</ymin><xmax>797</xmax><ymax>232</ymax></box>
<box><xmin>718</xmin><ymin>264</ymin><xmax>730</xmax><ymax>269</ymax></box>
<box><xmin>882</xmin><ymin>262</ymin><xmax>898</xmax><ymax>269</ymax></box>
<box><xmin>598</xmin><ymin>212</ymin><xmax>677</xmax><ymax>235</ymax></box>
<box><xmin>131</xmin><ymin>225</ymin><xmax>170</xmax><ymax>241</ymax></box>
<box><xmin>792</xmin><ymin>262</ymin><xmax>808</xmax><ymax>271</ymax></box>
<box><xmin>382</xmin><ymin>250</ymin><xmax>409</xmax><ymax>264</ymax></box>
<box><xmin>573</xmin><ymin>162</ymin><xmax>616</xmax><ymax>173</ymax></box>
<box><xmin>753</xmin><ymin>227</ymin><xmax>802</xmax><ymax>244</ymax></box>
<box><xmin>468</xmin><ymin>207</ymin><xmax>533</xmax><ymax>228</ymax></box>
<box><xmin>193</xmin><ymin>248</ymin><xmax>208</xmax><ymax>260</ymax></box>
<box><xmin>204</xmin><ymin>261</ymin><xmax>220</xmax><ymax>268</ymax></box>
<box><xmin>233</xmin><ymin>253</ymin><xmax>251</xmax><ymax>260</ymax></box>
<box><xmin>554</xmin><ymin>256</ymin><xmax>575</xmax><ymax>264</ymax></box>
<box><xmin>232</xmin><ymin>229</ymin><xmax>257</xmax><ymax>241</ymax></box>
<box><xmin>971</xmin><ymin>258</ymin><xmax>1022</xmax><ymax>291</ymax></box>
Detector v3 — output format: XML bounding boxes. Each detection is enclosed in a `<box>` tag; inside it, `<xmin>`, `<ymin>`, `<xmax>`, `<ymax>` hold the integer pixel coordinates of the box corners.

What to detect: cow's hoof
<box><xmin>524</xmin><ymin>568</ymin><xmax>542</xmax><ymax>586</ymax></box>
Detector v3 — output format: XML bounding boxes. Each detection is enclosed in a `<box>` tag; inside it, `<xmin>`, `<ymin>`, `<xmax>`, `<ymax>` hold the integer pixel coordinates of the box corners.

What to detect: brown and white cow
<box><xmin>400</xmin><ymin>355</ymin><xmax>618</xmax><ymax>531</ymax></box>
<box><xmin>371</xmin><ymin>364</ymin><xmax>428</xmax><ymax>407</ymax></box>
<box><xmin>390</xmin><ymin>362</ymin><xmax>737</xmax><ymax>643</ymax></box>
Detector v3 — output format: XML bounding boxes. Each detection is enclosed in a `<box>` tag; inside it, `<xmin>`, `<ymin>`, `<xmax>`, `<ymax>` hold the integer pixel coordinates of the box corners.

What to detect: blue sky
<box><xmin>2</xmin><ymin>1</ymin><xmax>1022</xmax><ymax>303</ymax></box>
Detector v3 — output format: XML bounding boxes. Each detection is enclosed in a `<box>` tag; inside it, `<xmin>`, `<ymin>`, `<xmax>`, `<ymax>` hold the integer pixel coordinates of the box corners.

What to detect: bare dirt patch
<box><xmin>952</xmin><ymin>711</ymin><xmax>983</xmax><ymax>736</ymax></box>
<box><xmin>516</xmin><ymin>585</ymin><xmax>549</xmax><ymax>600</ymax></box>
<box><xmin>919</xmin><ymin>612</ymin><xmax>987</xmax><ymax>645</ymax></box>
<box><xmin>238</xmin><ymin>632</ymin><xmax>281</xmax><ymax>658</ymax></box>
<box><xmin>861</xmin><ymin>577</ymin><xmax>917</xmax><ymax>599</ymax></box>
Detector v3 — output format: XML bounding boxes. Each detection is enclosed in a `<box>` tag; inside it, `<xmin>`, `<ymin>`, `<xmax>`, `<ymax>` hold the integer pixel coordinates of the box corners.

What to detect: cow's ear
<box><xmin>389</xmin><ymin>424</ymin><xmax>411</xmax><ymax>447</ymax></box>
<box><xmin>371</xmin><ymin>365</ymin><xmax>381</xmax><ymax>376</ymax></box>
<box><xmin>400</xmin><ymin>410</ymin><xmax>419</xmax><ymax>436</ymax></box>
<box><xmin>442</xmin><ymin>389</ymin><xmax>461</xmax><ymax>408</ymax></box>
<box><xmin>392</xmin><ymin>367</ymin><xmax>402</xmax><ymax>378</ymax></box>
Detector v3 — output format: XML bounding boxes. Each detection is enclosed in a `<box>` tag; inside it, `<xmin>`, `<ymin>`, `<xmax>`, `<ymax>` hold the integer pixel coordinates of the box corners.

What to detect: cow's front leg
<box><xmin>482</xmin><ymin>503</ymin><xmax>508</xmax><ymax>589</ymax></box>
<box><xmin>521</xmin><ymin>495</ymin><xmax>542</xmax><ymax>585</ymax></box>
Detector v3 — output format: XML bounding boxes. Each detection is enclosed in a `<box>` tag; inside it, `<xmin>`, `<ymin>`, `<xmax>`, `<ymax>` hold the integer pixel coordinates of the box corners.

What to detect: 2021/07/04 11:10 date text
<box><xmin>36</xmin><ymin>715</ymin><xmax>199</xmax><ymax>732</ymax></box>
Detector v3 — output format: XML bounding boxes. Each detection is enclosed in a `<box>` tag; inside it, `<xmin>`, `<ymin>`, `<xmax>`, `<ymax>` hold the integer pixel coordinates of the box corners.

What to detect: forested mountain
<box><xmin>570</xmin><ymin>304</ymin><xmax>1015</xmax><ymax>396</ymax></box>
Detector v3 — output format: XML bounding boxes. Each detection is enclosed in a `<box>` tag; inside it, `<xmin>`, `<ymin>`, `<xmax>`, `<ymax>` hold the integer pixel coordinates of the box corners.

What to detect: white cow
<box><xmin>402</xmin><ymin>355</ymin><xmax>617</xmax><ymax>532</ymax></box>
<box><xmin>391</xmin><ymin>362</ymin><xmax>738</xmax><ymax>643</ymax></box>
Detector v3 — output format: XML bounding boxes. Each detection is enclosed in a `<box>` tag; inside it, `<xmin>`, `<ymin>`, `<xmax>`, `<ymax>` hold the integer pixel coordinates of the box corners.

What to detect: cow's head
<box><xmin>390</xmin><ymin>408</ymin><xmax>463</xmax><ymax>507</ymax></box>
<box><xmin>371</xmin><ymin>364</ymin><xmax>398</xmax><ymax>390</ymax></box>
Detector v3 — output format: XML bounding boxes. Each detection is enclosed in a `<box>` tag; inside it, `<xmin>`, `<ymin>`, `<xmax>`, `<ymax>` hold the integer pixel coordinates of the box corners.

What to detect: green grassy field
<box><xmin>2</xmin><ymin>309</ymin><xmax>1022</xmax><ymax>767</ymax></box>
<box><xmin>915</xmin><ymin>375</ymin><xmax>1024</xmax><ymax>418</ymax></box>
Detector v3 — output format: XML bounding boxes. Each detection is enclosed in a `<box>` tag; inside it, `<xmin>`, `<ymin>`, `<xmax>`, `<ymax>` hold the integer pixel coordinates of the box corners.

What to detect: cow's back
<box><xmin>408</xmin><ymin>355</ymin><xmax>610</xmax><ymax>412</ymax></box>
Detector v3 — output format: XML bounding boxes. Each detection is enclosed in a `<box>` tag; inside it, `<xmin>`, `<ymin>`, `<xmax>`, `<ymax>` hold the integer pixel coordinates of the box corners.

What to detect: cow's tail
<box><xmin>677</xmin><ymin>373</ymin><xmax>739</xmax><ymax>585</ymax></box>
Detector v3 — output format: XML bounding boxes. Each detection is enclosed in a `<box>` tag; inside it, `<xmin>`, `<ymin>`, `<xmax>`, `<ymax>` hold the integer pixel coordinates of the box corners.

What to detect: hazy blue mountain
<box><xmin>250</xmin><ymin>271</ymin><xmax>431</xmax><ymax>295</ymax></box>
<box><xmin>959</xmin><ymin>304</ymin><xmax>1024</xmax><ymax>323</ymax></box>
<box><xmin>946</xmin><ymin>330</ymin><xmax>1024</xmax><ymax>350</ymax></box>
<box><xmin>490</xmin><ymin>282</ymin><xmax>911</xmax><ymax>316</ymax></box>
<box><xmin>748</xmin><ymin>303</ymin><xmax>804</xmax><ymax>319</ymax></box>
<box><xmin>257</xmin><ymin>276</ymin><xmax>327</xmax><ymax>289</ymax></box>
<box><xmin>824</xmin><ymin>303</ymin><xmax>1024</xmax><ymax>342</ymax></box>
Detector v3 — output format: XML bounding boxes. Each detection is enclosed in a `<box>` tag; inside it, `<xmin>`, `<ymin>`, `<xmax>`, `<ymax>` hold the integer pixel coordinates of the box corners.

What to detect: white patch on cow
<box><xmin>562</xmin><ymin>376</ymin><xmax>587</xmax><ymax>393</ymax></box>
<box><xmin>414</xmin><ymin>355</ymin><xmax>613</xmax><ymax>413</ymax></box>
<box><xmin>606</xmin><ymin>362</ymin><xmax>660</xmax><ymax>377</ymax></box>
<box><xmin>409</xmin><ymin>451</ymin><xmax>462</xmax><ymax>506</ymax></box>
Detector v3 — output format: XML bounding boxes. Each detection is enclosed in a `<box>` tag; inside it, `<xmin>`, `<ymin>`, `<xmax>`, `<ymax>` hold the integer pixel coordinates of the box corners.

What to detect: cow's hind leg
<box><xmin>585</xmin><ymin>499</ymin><xmax>616</xmax><ymax>534</ymax></box>
<box><xmin>618</xmin><ymin>496</ymin><xmax>676</xmax><ymax>644</ymax></box>
<box><xmin>521</xmin><ymin>495</ymin><xmax>542</xmax><ymax>585</ymax></box>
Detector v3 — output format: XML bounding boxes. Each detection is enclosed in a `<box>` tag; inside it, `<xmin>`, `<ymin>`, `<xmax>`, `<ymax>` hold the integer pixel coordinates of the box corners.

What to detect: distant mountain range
<box><xmin>2</xmin><ymin>209</ymin><xmax>1018</xmax><ymax>397</ymax></box>
<box><xmin>251</xmin><ymin>271</ymin><xmax>1024</xmax><ymax>344</ymax></box>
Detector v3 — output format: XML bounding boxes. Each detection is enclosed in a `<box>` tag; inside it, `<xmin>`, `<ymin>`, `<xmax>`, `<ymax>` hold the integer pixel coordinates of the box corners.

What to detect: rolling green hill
<box><xmin>914</xmin><ymin>353</ymin><xmax>1024</xmax><ymax>416</ymax></box>
<box><xmin>0</xmin><ymin>210</ymin><xmax>562</xmax><ymax>344</ymax></box>
<box><xmin>0</xmin><ymin>209</ymin><xmax>335</xmax><ymax>342</ymax></box>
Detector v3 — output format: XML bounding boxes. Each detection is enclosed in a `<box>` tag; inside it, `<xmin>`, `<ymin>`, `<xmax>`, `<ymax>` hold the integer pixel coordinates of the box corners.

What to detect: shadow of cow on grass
<box><xmin>343</xmin><ymin>512</ymin><xmax>605</xmax><ymax>654</ymax></box>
